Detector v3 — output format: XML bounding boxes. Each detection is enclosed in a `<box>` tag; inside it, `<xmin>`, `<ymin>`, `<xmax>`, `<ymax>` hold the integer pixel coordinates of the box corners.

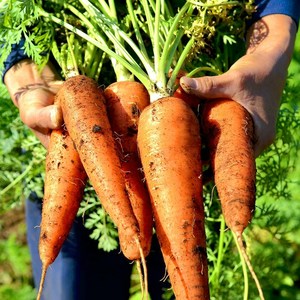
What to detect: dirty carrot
<box><xmin>37</xmin><ymin>126</ymin><xmax>87</xmax><ymax>300</ymax></box>
<box><xmin>104</xmin><ymin>80</ymin><xmax>153</xmax><ymax>257</ymax></box>
<box><xmin>137</xmin><ymin>97</ymin><xmax>210</xmax><ymax>300</ymax></box>
<box><xmin>58</xmin><ymin>75</ymin><xmax>142</xmax><ymax>261</ymax></box>
<box><xmin>201</xmin><ymin>99</ymin><xmax>256</xmax><ymax>238</ymax></box>
<box><xmin>201</xmin><ymin>99</ymin><xmax>264</xmax><ymax>299</ymax></box>
<box><xmin>49</xmin><ymin>2</ymin><xmax>210</xmax><ymax>297</ymax></box>
<box><xmin>104</xmin><ymin>81</ymin><xmax>153</xmax><ymax>296</ymax></box>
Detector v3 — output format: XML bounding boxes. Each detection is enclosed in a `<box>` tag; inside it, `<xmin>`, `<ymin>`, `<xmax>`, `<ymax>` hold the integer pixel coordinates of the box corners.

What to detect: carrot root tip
<box><xmin>36</xmin><ymin>265</ymin><xmax>48</xmax><ymax>300</ymax></box>
<box><xmin>136</xmin><ymin>237</ymin><xmax>148</xmax><ymax>300</ymax></box>
<box><xmin>235</xmin><ymin>233</ymin><xmax>265</xmax><ymax>300</ymax></box>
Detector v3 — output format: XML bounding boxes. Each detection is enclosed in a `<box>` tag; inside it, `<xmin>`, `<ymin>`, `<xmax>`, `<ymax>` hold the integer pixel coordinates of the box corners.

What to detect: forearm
<box><xmin>246</xmin><ymin>14</ymin><xmax>297</xmax><ymax>80</ymax></box>
<box><xmin>4</xmin><ymin>59</ymin><xmax>60</xmax><ymax>107</ymax></box>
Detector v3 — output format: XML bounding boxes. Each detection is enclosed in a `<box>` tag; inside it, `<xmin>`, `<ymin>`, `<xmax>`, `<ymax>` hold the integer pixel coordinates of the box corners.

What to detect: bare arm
<box><xmin>180</xmin><ymin>14</ymin><xmax>297</xmax><ymax>157</ymax></box>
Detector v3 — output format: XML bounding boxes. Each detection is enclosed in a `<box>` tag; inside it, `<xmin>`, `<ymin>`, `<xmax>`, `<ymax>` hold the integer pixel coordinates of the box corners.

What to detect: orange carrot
<box><xmin>104</xmin><ymin>81</ymin><xmax>153</xmax><ymax>257</ymax></box>
<box><xmin>201</xmin><ymin>99</ymin><xmax>256</xmax><ymax>237</ymax></box>
<box><xmin>58</xmin><ymin>75</ymin><xmax>142</xmax><ymax>260</ymax></box>
<box><xmin>37</xmin><ymin>126</ymin><xmax>87</xmax><ymax>300</ymax></box>
<box><xmin>137</xmin><ymin>97</ymin><xmax>210</xmax><ymax>300</ymax></box>
<box><xmin>201</xmin><ymin>99</ymin><xmax>264</xmax><ymax>299</ymax></box>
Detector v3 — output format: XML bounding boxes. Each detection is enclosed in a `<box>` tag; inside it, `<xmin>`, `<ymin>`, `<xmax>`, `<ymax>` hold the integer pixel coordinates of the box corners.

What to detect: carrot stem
<box><xmin>38</xmin><ymin>8</ymin><xmax>150</xmax><ymax>86</ymax></box>
<box><xmin>126</xmin><ymin>0</ymin><xmax>151</xmax><ymax>65</ymax></box>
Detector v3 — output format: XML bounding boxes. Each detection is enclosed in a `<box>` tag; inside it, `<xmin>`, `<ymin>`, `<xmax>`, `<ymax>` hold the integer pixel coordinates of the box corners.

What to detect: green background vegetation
<box><xmin>0</xmin><ymin>31</ymin><xmax>300</xmax><ymax>300</ymax></box>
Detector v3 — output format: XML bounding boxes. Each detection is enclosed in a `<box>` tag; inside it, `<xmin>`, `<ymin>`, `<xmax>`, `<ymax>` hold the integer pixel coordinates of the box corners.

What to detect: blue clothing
<box><xmin>1</xmin><ymin>38</ymin><xmax>29</xmax><ymax>82</ymax></box>
<box><xmin>1</xmin><ymin>1</ymin><xmax>299</xmax><ymax>81</ymax></box>
<box><xmin>26</xmin><ymin>193</ymin><xmax>170</xmax><ymax>300</ymax></box>
<box><xmin>252</xmin><ymin>0</ymin><xmax>300</xmax><ymax>26</ymax></box>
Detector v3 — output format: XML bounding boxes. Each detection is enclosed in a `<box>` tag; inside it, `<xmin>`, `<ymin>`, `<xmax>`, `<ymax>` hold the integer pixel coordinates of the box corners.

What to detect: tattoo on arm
<box><xmin>247</xmin><ymin>19</ymin><xmax>269</xmax><ymax>53</ymax></box>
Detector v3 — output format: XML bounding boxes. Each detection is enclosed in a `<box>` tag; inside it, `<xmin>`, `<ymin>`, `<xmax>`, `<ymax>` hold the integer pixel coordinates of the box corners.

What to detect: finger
<box><xmin>18</xmin><ymin>87</ymin><xmax>63</xmax><ymax>130</ymax></box>
<box><xmin>20</xmin><ymin>104</ymin><xmax>63</xmax><ymax>130</ymax></box>
<box><xmin>180</xmin><ymin>74</ymin><xmax>236</xmax><ymax>99</ymax></box>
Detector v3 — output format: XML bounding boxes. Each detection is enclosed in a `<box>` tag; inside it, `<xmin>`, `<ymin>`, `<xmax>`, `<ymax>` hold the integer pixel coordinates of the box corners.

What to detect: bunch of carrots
<box><xmin>37</xmin><ymin>75</ymin><xmax>259</xmax><ymax>300</ymax></box>
<box><xmin>26</xmin><ymin>1</ymin><xmax>264</xmax><ymax>299</ymax></box>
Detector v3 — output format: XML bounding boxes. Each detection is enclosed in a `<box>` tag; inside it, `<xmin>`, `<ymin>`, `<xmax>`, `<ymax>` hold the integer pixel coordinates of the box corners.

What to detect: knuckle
<box><xmin>198</xmin><ymin>76</ymin><xmax>215</xmax><ymax>94</ymax></box>
<box><xmin>19</xmin><ymin>109</ymin><xmax>33</xmax><ymax>127</ymax></box>
<box><xmin>229</xmin><ymin>70</ymin><xmax>249</xmax><ymax>89</ymax></box>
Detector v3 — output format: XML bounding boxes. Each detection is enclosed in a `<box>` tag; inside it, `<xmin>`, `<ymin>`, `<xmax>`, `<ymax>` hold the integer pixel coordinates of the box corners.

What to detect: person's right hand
<box><xmin>16</xmin><ymin>81</ymin><xmax>63</xmax><ymax>147</ymax></box>
<box><xmin>4</xmin><ymin>59</ymin><xmax>63</xmax><ymax>148</ymax></box>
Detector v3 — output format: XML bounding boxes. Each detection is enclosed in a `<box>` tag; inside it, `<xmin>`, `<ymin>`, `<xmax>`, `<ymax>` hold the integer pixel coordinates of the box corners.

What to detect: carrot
<box><xmin>104</xmin><ymin>81</ymin><xmax>153</xmax><ymax>257</ymax></box>
<box><xmin>137</xmin><ymin>96</ymin><xmax>210</xmax><ymax>300</ymax></box>
<box><xmin>201</xmin><ymin>99</ymin><xmax>256</xmax><ymax>237</ymax></box>
<box><xmin>37</xmin><ymin>126</ymin><xmax>87</xmax><ymax>300</ymax></box>
<box><xmin>58</xmin><ymin>75</ymin><xmax>142</xmax><ymax>261</ymax></box>
<box><xmin>201</xmin><ymin>99</ymin><xmax>264</xmax><ymax>299</ymax></box>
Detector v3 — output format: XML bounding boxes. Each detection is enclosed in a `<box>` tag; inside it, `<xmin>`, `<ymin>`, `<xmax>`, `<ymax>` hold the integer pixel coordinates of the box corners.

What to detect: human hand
<box><xmin>4</xmin><ymin>59</ymin><xmax>63</xmax><ymax>148</ymax></box>
<box><xmin>16</xmin><ymin>81</ymin><xmax>63</xmax><ymax>148</ymax></box>
<box><xmin>180</xmin><ymin>15</ymin><xmax>296</xmax><ymax>157</ymax></box>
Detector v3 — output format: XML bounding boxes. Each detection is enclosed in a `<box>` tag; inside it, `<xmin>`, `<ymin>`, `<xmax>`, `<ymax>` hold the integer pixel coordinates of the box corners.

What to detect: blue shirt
<box><xmin>2</xmin><ymin>38</ymin><xmax>29</xmax><ymax>81</ymax></box>
<box><xmin>253</xmin><ymin>0</ymin><xmax>300</xmax><ymax>26</ymax></box>
<box><xmin>2</xmin><ymin>0</ymin><xmax>300</xmax><ymax>81</ymax></box>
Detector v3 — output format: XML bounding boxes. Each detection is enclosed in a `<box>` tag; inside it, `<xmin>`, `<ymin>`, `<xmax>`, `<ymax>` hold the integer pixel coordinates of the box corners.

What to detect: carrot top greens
<box><xmin>0</xmin><ymin>0</ymin><xmax>254</xmax><ymax>100</ymax></box>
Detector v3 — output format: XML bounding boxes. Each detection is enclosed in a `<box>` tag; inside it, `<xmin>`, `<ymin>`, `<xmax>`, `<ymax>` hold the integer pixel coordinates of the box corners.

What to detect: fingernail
<box><xmin>181</xmin><ymin>77</ymin><xmax>198</xmax><ymax>91</ymax></box>
<box><xmin>51</xmin><ymin>106</ymin><xmax>63</xmax><ymax>128</ymax></box>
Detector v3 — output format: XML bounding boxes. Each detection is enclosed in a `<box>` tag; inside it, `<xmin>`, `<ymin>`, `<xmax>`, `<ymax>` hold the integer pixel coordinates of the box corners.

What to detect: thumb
<box><xmin>180</xmin><ymin>74</ymin><xmax>235</xmax><ymax>99</ymax></box>
<box><xmin>18</xmin><ymin>88</ymin><xmax>63</xmax><ymax>130</ymax></box>
<box><xmin>20</xmin><ymin>103</ymin><xmax>63</xmax><ymax>130</ymax></box>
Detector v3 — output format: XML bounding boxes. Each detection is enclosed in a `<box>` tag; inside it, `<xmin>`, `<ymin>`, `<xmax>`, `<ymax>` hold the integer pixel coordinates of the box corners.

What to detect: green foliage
<box><xmin>78</xmin><ymin>186</ymin><xmax>119</xmax><ymax>252</ymax></box>
<box><xmin>0</xmin><ymin>0</ymin><xmax>53</xmax><ymax>71</ymax></box>
<box><xmin>256</xmin><ymin>80</ymin><xmax>300</xmax><ymax>200</ymax></box>
<box><xmin>185</xmin><ymin>0</ymin><xmax>255</xmax><ymax>63</ymax></box>
<box><xmin>0</xmin><ymin>219</ymin><xmax>36</xmax><ymax>300</ymax></box>
<box><xmin>0</xmin><ymin>88</ymin><xmax>46</xmax><ymax>212</ymax></box>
